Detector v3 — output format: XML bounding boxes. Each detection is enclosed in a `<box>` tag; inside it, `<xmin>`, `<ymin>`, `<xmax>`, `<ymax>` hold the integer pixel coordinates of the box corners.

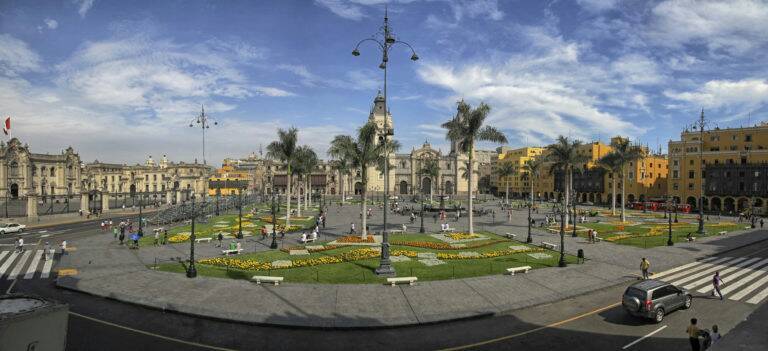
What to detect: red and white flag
<box><xmin>2</xmin><ymin>117</ymin><xmax>9</xmax><ymax>137</ymax></box>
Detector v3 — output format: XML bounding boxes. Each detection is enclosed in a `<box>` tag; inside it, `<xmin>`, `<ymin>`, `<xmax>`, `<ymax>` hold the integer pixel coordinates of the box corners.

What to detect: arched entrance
<box><xmin>129</xmin><ymin>184</ymin><xmax>136</xmax><ymax>196</ymax></box>
<box><xmin>702</xmin><ymin>197</ymin><xmax>709</xmax><ymax>210</ymax></box>
<box><xmin>10</xmin><ymin>183</ymin><xmax>18</xmax><ymax>198</ymax></box>
<box><xmin>724</xmin><ymin>197</ymin><xmax>735</xmax><ymax>213</ymax></box>
<box><xmin>588</xmin><ymin>193</ymin><xmax>595</xmax><ymax>203</ymax></box>
<box><xmin>737</xmin><ymin>198</ymin><xmax>750</xmax><ymax>212</ymax></box>
<box><xmin>444</xmin><ymin>181</ymin><xmax>453</xmax><ymax>195</ymax></box>
<box><xmin>421</xmin><ymin>177</ymin><xmax>432</xmax><ymax>195</ymax></box>
<box><xmin>687</xmin><ymin>196</ymin><xmax>697</xmax><ymax>210</ymax></box>
<box><xmin>616</xmin><ymin>194</ymin><xmax>623</xmax><ymax>206</ymax></box>
<box><xmin>354</xmin><ymin>182</ymin><xmax>363</xmax><ymax>195</ymax></box>
<box><xmin>639</xmin><ymin>194</ymin><xmax>645</xmax><ymax>202</ymax></box>
<box><xmin>581</xmin><ymin>193</ymin><xmax>587</xmax><ymax>202</ymax></box>
<box><xmin>399</xmin><ymin>181</ymin><xmax>408</xmax><ymax>195</ymax></box>
<box><xmin>628</xmin><ymin>194</ymin><xmax>636</xmax><ymax>203</ymax></box>
<box><xmin>755</xmin><ymin>198</ymin><xmax>764</xmax><ymax>208</ymax></box>
<box><xmin>711</xmin><ymin>197</ymin><xmax>722</xmax><ymax>212</ymax></box>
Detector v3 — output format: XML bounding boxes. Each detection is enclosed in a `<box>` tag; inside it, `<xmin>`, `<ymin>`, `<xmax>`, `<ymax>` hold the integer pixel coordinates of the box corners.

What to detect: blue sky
<box><xmin>2</xmin><ymin>0</ymin><xmax>768</xmax><ymax>164</ymax></box>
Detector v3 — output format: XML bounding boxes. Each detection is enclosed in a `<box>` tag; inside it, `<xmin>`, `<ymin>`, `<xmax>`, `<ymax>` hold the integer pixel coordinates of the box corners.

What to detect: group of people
<box><xmin>640</xmin><ymin>258</ymin><xmax>725</xmax><ymax>300</ymax></box>
<box><xmin>687</xmin><ymin>318</ymin><xmax>721</xmax><ymax>350</ymax></box>
<box><xmin>586</xmin><ymin>228</ymin><xmax>599</xmax><ymax>243</ymax></box>
<box><xmin>14</xmin><ymin>236</ymin><xmax>65</xmax><ymax>260</ymax></box>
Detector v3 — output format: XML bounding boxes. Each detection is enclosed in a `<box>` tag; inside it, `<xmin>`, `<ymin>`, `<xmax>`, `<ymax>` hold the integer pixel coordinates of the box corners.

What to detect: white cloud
<box><xmin>611</xmin><ymin>54</ymin><xmax>663</xmax><ymax>85</ymax></box>
<box><xmin>664</xmin><ymin>79</ymin><xmax>768</xmax><ymax>110</ymax></box>
<box><xmin>576</xmin><ymin>0</ymin><xmax>619</xmax><ymax>13</ymax></box>
<box><xmin>315</xmin><ymin>0</ymin><xmax>368</xmax><ymax>20</ymax></box>
<box><xmin>44</xmin><ymin>18</ymin><xmax>59</xmax><ymax>29</ymax></box>
<box><xmin>254</xmin><ymin>86</ymin><xmax>295</xmax><ymax>97</ymax></box>
<box><xmin>0</xmin><ymin>34</ymin><xmax>42</xmax><ymax>76</ymax></box>
<box><xmin>645</xmin><ymin>0</ymin><xmax>768</xmax><ymax>55</ymax></box>
<box><xmin>74</xmin><ymin>0</ymin><xmax>96</xmax><ymax>18</ymax></box>
<box><xmin>449</xmin><ymin>0</ymin><xmax>504</xmax><ymax>21</ymax></box>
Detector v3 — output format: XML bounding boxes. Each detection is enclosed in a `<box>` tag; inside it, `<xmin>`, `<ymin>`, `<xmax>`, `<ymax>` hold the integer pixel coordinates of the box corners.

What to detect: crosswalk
<box><xmin>654</xmin><ymin>256</ymin><xmax>768</xmax><ymax>305</ymax></box>
<box><xmin>0</xmin><ymin>249</ymin><xmax>57</xmax><ymax>280</ymax></box>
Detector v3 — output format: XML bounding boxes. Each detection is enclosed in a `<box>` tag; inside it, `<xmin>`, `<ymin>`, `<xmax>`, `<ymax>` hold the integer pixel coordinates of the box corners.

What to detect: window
<box><xmin>628</xmin><ymin>171</ymin><xmax>634</xmax><ymax>179</ymax></box>
<box><xmin>756</xmin><ymin>171</ymin><xmax>761</xmax><ymax>177</ymax></box>
<box><xmin>690</xmin><ymin>160</ymin><xmax>694</xmax><ymax>165</ymax></box>
<box><xmin>688</xmin><ymin>183</ymin><xmax>694</xmax><ymax>190</ymax></box>
<box><xmin>652</xmin><ymin>286</ymin><xmax>677</xmax><ymax>300</ymax></box>
<box><xmin>50</xmin><ymin>168</ymin><xmax>55</xmax><ymax>177</ymax></box>
<box><xmin>688</xmin><ymin>171</ymin><xmax>695</xmax><ymax>179</ymax></box>
<box><xmin>741</xmin><ymin>157</ymin><xmax>747</xmax><ymax>164</ymax></box>
<box><xmin>732</xmin><ymin>135</ymin><xmax>737</xmax><ymax>141</ymax></box>
<box><xmin>754</xmin><ymin>183</ymin><xmax>760</xmax><ymax>191</ymax></box>
<box><xmin>673</xmin><ymin>183</ymin><xmax>679</xmax><ymax>190</ymax></box>
<box><xmin>739</xmin><ymin>182</ymin><xmax>745</xmax><ymax>191</ymax></box>
<box><xmin>746</xmin><ymin>135</ymin><xmax>753</xmax><ymax>142</ymax></box>
<box><xmin>673</xmin><ymin>160</ymin><xmax>679</xmax><ymax>166</ymax></box>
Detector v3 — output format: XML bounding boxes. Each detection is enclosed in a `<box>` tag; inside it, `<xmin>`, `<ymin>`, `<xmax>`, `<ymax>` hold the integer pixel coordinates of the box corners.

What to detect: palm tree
<box><xmin>546</xmin><ymin>136</ymin><xmax>588</xmax><ymax>267</ymax></box>
<box><xmin>443</xmin><ymin>101</ymin><xmax>507</xmax><ymax>234</ymax></box>
<box><xmin>418</xmin><ymin>158</ymin><xmax>440</xmax><ymax>203</ymax></box>
<box><xmin>294</xmin><ymin>146</ymin><xmax>317</xmax><ymax>212</ymax></box>
<box><xmin>523</xmin><ymin>158</ymin><xmax>544</xmax><ymax>243</ymax></box>
<box><xmin>495</xmin><ymin>161</ymin><xmax>516</xmax><ymax>205</ymax></box>
<box><xmin>266</xmin><ymin>127</ymin><xmax>298</xmax><ymax>229</ymax></box>
<box><xmin>328</xmin><ymin>121</ymin><xmax>386</xmax><ymax>238</ymax></box>
<box><xmin>610</xmin><ymin>138</ymin><xmax>645</xmax><ymax>222</ymax></box>
<box><xmin>330</xmin><ymin>158</ymin><xmax>351</xmax><ymax>205</ymax></box>
<box><xmin>597</xmin><ymin>152</ymin><xmax>622</xmax><ymax>216</ymax></box>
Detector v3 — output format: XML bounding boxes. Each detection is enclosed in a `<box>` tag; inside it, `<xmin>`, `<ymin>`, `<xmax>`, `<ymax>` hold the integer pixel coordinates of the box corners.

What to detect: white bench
<box><xmin>505</xmin><ymin>233</ymin><xmax>517</xmax><ymax>239</ymax></box>
<box><xmin>745</xmin><ymin>226</ymin><xmax>752</xmax><ymax>230</ymax></box>
<box><xmin>195</xmin><ymin>237</ymin><xmax>212</xmax><ymax>243</ymax></box>
<box><xmin>222</xmin><ymin>249</ymin><xmax>244</xmax><ymax>255</ymax></box>
<box><xmin>386</xmin><ymin>277</ymin><xmax>417</xmax><ymax>286</ymax></box>
<box><xmin>540</xmin><ymin>242</ymin><xmax>558</xmax><ymax>250</ymax></box>
<box><xmin>389</xmin><ymin>229</ymin><xmax>404</xmax><ymax>234</ymax></box>
<box><xmin>300</xmin><ymin>237</ymin><xmax>316</xmax><ymax>244</ymax></box>
<box><xmin>251</xmin><ymin>275</ymin><xmax>283</xmax><ymax>285</ymax></box>
<box><xmin>440</xmin><ymin>227</ymin><xmax>456</xmax><ymax>233</ymax></box>
<box><xmin>718</xmin><ymin>231</ymin><xmax>727</xmax><ymax>236</ymax></box>
<box><xmin>594</xmin><ymin>236</ymin><xmax>602</xmax><ymax>242</ymax></box>
<box><xmin>506</xmin><ymin>266</ymin><xmax>531</xmax><ymax>275</ymax></box>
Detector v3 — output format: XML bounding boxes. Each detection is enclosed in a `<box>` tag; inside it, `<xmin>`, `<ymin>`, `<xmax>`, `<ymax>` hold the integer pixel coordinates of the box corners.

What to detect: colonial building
<box><xmin>490</xmin><ymin>146</ymin><xmax>544</xmax><ymax>197</ymax></box>
<box><xmin>669</xmin><ymin>120</ymin><xmax>768</xmax><ymax>214</ymax></box>
<box><xmin>0</xmin><ymin>138</ymin><xmax>83</xmax><ymax>199</ymax></box>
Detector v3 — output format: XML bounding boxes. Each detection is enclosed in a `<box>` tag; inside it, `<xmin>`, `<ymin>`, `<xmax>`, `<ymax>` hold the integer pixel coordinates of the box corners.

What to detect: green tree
<box><xmin>266</xmin><ymin>127</ymin><xmax>298</xmax><ymax>229</ymax></box>
<box><xmin>610</xmin><ymin>138</ymin><xmax>645</xmax><ymax>222</ymax></box>
<box><xmin>418</xmin><ymin>157</ymin><xmax>440</xmax><ymax>202</ymax></box>
<box><xmin>328</xmin><ymin>121</ymin><xmax>387</xmax><ymax>238</ymax></box>
<box><xmin>495</xmin><ymin>161</ymin><xmax>516</xmax><ymax>205</ymax></box>
<box><xmin>294</xmin><ymin>146</ymin><xmax>318</xmax><ymax>212</ymax></box>
<box><xmin>442</xmin><ymin>101</ymin><xmax>507</xmax><ymax>234</ymax></box>
<box><xmin>329</xmin><ymin>158</ymin><xmax>352</xmax><ymax>205</ymax></box>
<box><xmin>522</xmin><ymin>157</ymin><xmax>544</xmax><ymax>243</ymax></box>
<box><xmin>597</xmin><ymin>152</ymin><xmax>622</xmax><ymax>216</ymax></box>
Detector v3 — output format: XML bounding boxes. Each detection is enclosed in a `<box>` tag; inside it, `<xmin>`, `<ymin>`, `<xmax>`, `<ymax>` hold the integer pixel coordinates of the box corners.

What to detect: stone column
<box><xmin>80</xmin><ymin>192</ymin><xmax>90</xmax><ymax>214</ymax></box>
<box><xmin>166</xmin><ymin>190</ymin><xmax>173</xmax><ymax>205</ymax></box>
<box><xmin>101</xmin><ymin>192</ymin><xmax>110</xmax><ymax>213</ymax></box>
<box><xmin>176</xmin><ymin>191</ymin><xmax>182</xmax><ymax>204</ymax></box>
<box><xmin>27</xmin><ymin>191</ymin><xmax>38</xmax><ymax>221</ymax></box>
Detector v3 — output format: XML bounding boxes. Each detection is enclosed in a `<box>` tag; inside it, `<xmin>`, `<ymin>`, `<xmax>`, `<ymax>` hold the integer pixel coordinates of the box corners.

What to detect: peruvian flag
<box><xmin>2</xmin><ymin>117</ymin><xmax>9</xmax><ymax>137</ymax></box>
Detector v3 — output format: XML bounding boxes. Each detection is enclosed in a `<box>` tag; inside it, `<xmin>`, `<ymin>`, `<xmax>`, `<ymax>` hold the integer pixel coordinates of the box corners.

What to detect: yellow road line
<box><xmin>437</xmin><ymin>302</ymin><xmax>621</xmax><ymax>351</ymax></box>
<box><xmin>69</xmin><ymin>312</ymin><xmax>240</xmax><ymax>351</ymax></box>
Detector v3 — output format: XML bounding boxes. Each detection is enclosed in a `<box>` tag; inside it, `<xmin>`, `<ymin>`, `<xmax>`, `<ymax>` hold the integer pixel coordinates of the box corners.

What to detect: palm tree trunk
<box><xmin>505</xmin><ymin>181</ymin><xmax>509</xmax><ymax>206</ymax></box>
<box><xmin>564</xmin><ymin>167</ymin><xmax>570</xmax><ymax>229</ymax></box>
<box><xmin>306</xmin><ymin>177</ymin><xmax>311</xmax><ymax>210</ymax></box>
<box><xmin>611</xmin><ymin>175</ymin><xmax>617</xmax><ymax>216</ymax></box>
<box><xmin>286</xmin><ymin>166</ymin><xmax>292</xmax><ymax>229</ymax></box>
<box><xmin>621</xmin><ymin>165</ymin><xmax>626</xmax><ymax>223</ymax></box>
<box><xmin>468</xmin><ymin>146</ymin><xmax>475</xmax><ymax>234</ymax></box>
<box><xmin>297</xmin><ymin>175</ymin><xmax>302</xmax><ymax>217</ymax></box>
<box><xmin>341</xmin><ymin>173</ymin><xmax>345</xmax><ymax>205</ymax></box>
<box><xmin>361</xmin><ymin>187</ymin><xmax>367</xmax><ymax>239</ymax></box>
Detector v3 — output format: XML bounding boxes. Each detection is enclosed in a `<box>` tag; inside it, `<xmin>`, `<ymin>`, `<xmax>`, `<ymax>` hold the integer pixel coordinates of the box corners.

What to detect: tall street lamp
<box><xmin>555</xmin><ymin>204</ymin><xmax>567</xmax><ymax>267</ymax></box>
<box><xmin>270</xmin><ymin>186</ymin><xmax>279</xmax><ymax>249</ymax></box>
<box><xmin>695</xmin><ymin>110</ymin><xmax>706</xmax><ymax>235</ymax></box>
<box><xmin>189</xmin><ymin>105</ymin><xmax>217</xmax><ymax>203</ymax></box>
<box><xmin>186</xmin><ymin>192</ymin><xmax>198</xmax><ymax>278</ymax></box>
<box><xmin>419</xmin><ymin>194</ymin><xmax>425</xmax><ymax>233</ymax></box>
<box><xmin>667</xmin><ymin>196</ymin><xmax>674</xmax><ymax>246</ymax></box>
<box><xmin>352</xmin><ymin>6</ymin><xmax>419</xmax><ymax>277</ymax></box>
<box><xmin>237</xmin><ymin>185</ymin><xmax>244</xmax><ymax>239</ymax></box>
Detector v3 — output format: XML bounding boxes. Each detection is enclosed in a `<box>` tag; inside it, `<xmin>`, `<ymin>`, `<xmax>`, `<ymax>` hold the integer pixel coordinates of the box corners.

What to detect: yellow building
<box><xmin>491</xmin><ymin>147</ymin><xmax>544</xmax><ymax>197</ymax></box>
<box><xmin>668</xmin><ymin>121</ymin><xmax>768</xmax><ymax>214</ymax></box>
<box><xmin>208</xmin><ymin>164</ymin><xmax>250</xmax><ymax>196</ymax></box>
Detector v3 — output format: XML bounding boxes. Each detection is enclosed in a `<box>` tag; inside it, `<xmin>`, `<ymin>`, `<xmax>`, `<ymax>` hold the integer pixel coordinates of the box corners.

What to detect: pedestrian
<box><xmin>43</xmin><ymin>242</ymin><xmax>51</xmax><ymax>260</ymax></box>
<box><xmin>712</xmin><ymin>271</ymin><xmax>724</xmax><ymax>300</ymax></box>
<box><xmin>350</xmin><ymin>222</ymin><xmax>356</xmax><ymax>234</ymax></box>
<box><xmin>433</xmin><ymin>213</ymin><xmax>438</xmax><ymax>223</ymax></box>
<box><xmin>16</xmin><ymin>236</ymin><xmax>24</xmax><ymax>253</ymax></box>
<box><xmin>710</xmin><ymin>325</ymin><xmax>721</xmax><ymax>345</ymax></box>
<box><xmin>60</xmin><ymin>240</ymin><xmax>67</xmax><ymax>255</ymax></box>
<box><xmin>100</xmin><ymin>221</ymin><xmax>105</xmax><ymax>231</ymax></box>
<box><xmin>640</xmin><ymin>258</ymin><xmax>650</xmax><ymax>280</ymax></box>
<box><xmin>218</xmin><ymin>232</ymin><xmax>224</xmax><ymax>247</ymax></box>
<box><xmin>322</xmin><ymin>215</ymin><xmax>326</xmax><ymax>228</ymax></box>
<box><xmin>119</xmin><ymin>231</ymin><xmax>125</xmax><ymax>245</ymax></box>
<box><xmin>112</xmin><ymin>226</ymin><xmax>118</xmax><ymax>240</ymax></box>
<box><xmin>761</xmin><ymin>219</ymin><xmax>764</xmax><ymax>228</ymax></box>
<box><xmin>162</xmin><ymin>229</ymin><xmax>168</xmax><ymax>245</ymax></box>
<box><xmin>153</xmin><ymin>230</ymin><xmax>160</xmax><ymax>246</ymax></box>
<box><xmin>687</xmin><ymin>318</ymin><xmax>701</xmax><ymax>351</ymax></box>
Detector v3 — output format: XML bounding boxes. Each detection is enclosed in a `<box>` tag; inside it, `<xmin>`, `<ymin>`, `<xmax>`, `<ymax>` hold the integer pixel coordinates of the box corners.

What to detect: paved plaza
<box><xmin>54</xmin><ymin>201</ymin><xmax>768</xmax><ymax>327</ymax></box>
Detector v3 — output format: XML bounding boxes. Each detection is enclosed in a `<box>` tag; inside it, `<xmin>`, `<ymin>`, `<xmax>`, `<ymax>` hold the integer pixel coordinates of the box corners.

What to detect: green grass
<box><xmin>155</xmin><ymin>232</ymin><xmax>578</xmax><ymax>284</ymax></box>
<box><xmin>577</xmin><ymin>221</ymin><xmax>745</xmax><ymax>248</ymax></box>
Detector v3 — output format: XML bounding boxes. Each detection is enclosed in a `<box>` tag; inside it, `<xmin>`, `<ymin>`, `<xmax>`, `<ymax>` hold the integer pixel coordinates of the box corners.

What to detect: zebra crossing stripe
<box><xmin>699</xmin><ymin>258</ymin><xmax>768</xmax><ymax>294</ymax></box>
<box><xmin>668</xmin><ymin>257</ymin><xmax>748</xmax><ymax>286</ymax></box>
<box><xmin>660</xmin><ymin>257</ymin><xmax>735</xmax><ymax>282</ymax></box>
<box><xmin>40</xmin><ymin>250</ymin><xmax>55</xmax><ymax>278</ymax></box>
<box><xmin>0</xmin><ymin>251</ymin><xmax>8</xmax><ymax>264</ymax></box>
<box><xmin>746</xmin><ymin>283</ymin><xmax>768</xmax><ymax>304</ymax></box>
<box><xmin>730</xmin><ymin>274</ymin><xmax>768</xmax><ymax>301</ymax></box>
<box><xmin>24</xmin><ymin>250</ymin><xmax>43</xmax><ymax>279</ymax></box>
<box><xmin>0</xmin><ymin>251</ymin><xmax>19</xmax><ymax>276</ymax></box>
<box><xmin>7</xmin><ymin>250</ymin><xmax>32</xmax><ymax>279</ymax></box>
<box><xmin>683</xmin><ymin>257</ymin><xmax>762</xmax><ymax>290</ymax></box>
<box><xmin>651</xmin><ymin>256</ymin><xmax>719</xmax><ymax>279</ymax></box>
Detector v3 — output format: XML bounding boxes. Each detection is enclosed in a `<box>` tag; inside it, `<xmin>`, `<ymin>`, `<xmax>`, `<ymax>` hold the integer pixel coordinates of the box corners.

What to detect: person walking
<box><xmin>60</xmin><ymin>240</ymin><xmax>67</xmax><ymax>256</ymax></box>
<box><xmin>712</xmin><ymin>271</ymin><xmax>724</xmax><ymax>300</ymax></box>
<box><xmin>761</xmin><ymin>218</ymin><xmax>764</xmax><ymax>228</ymax></box>
<box><xmin>710</xmin><ymin>325</ymin><xmax>721</xmax><ymax>345</ymax></box>
<box><xmin>153</xmin><ymin>230</ymin><xmax>160</xmax><ymax>246</ymax></box>
<box><xmin>350</xmin><ymin>222</ymin><xmax>356</xmax><ymax>235</ymax></box>
<box><xmin>112</xmin><ymin>226</ymin><xmax>119</xmax><ymax>240</ymax></box>
<box><xmin>119</xmin><ymin>230</ymin><xmax>125</xmax><ymax>245</ymax></box>
<box><xmin>43</xmin><ymin>242</ymin><xmax>51</xmax><ymax>260</ymax></box>
<box><xmin>16</xmin><ymin>236</ymin><xmax>24</xmax><ymax>253</ymax></box>
<box><xmin>162</xmin><ymin>229</ymin><xmax>168</xmax><ymax>245</ymax></box>
<box><xmin>321</xmin><ymin>215</ymin><xmax>326</xmax><ymax>229</ymax></box>
<box><xmin>687</xmin><ymin>318</ymin><xmax>701</xmax><ymax>351</ymax></box>
<box><xmin>640</xmin><ymin>258</ymin><xmax>651</xmax><ymax>280</ymax></box>
<box><xmin>217</xmin><ymin>232</ymin><xmax>224</xmax><ymax>247</ymax></box>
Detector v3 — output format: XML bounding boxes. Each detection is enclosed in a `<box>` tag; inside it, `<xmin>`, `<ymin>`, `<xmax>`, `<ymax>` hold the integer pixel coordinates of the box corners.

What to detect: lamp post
<box><xmin>186</xmin><ymin>192</ymin><xmax>198</xmax><ymax>278</ymax></box>
<box><xmin>353</xmin><ymin>6</ymin><xmax>419</xmax><ymax>277</ymax></box>
<box><xmin>696</xmin><ymin>110</ymin><xmax>706</xmax><ymax>235</ymax></box>
<box><xmin>667</xmin><ymin>197</ymin><xmax>674</xmax><ymax>246</ymax></box>
<box><xmin>237</xmin><ymin>186</ymin><xmax>244</xmax><ymax>239</ymax></box>
<box><xmin>527</xmin><ymin>194</ymin><xmax>533</xmax><ymax>243</ymax></box>
<box><xmin>556</xmin><ymin>204</ymin><xmax>567</xmax><ymax>267</ymax></box>
<box><xmin>138</xmin><ymin>192</ymin><xmax>144</xmax><ymax>237</ymax></box>
<box><xmin>419</xmin><ymin>195</ymin><xmax>425</xmax><ymax>233</ymax></box>
<box><xmin>270</xmin><ymin>186</ymin><xmax>278</xmax><ymax>249</ymax></box>
<box><xmin>674</xmin><ymin>198</ymin><xmax>679</xmax><ymax>223</ymax></box>
<box><xmin>189</xmin><ymin>105</ymin><xmax>217</xmax><ymax>203</ymax></box>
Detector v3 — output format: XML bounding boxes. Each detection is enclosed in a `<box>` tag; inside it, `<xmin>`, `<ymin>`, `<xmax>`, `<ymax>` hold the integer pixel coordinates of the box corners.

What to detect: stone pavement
<box><xmin>55</xmin><ymin>202</ymin><xmax>768</xmax><ymax>328</ymax></box>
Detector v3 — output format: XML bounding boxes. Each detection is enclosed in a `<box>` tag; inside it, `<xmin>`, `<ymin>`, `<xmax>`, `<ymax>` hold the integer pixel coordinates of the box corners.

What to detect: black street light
<box><xmin>269</xmin><ymin>187</ymin><xmax>279</xmax><ymax>249</ymax></box>
<box><xmin>667</xmin><ymin>197</ymin><xmax>674</xmax><ymax>246</ymax></box>
<box><xmin>695</xmin><ymin>110</ymin><xmax>706</xmax><ymax>235</ymax></box>
<box><xmin>186</xmin><ymin>192</ymin><xmax>198</xmax><ymax>278</ymax></box>
<box><xmin>571</xmin><ymin>191</ymin><xmax>578</xmax><ymax>238</ymax></box>
<box><xmin>237</xmin><ymin>187</ymin><xmax>244</xmax><ymax>239</ymax></box>
<box><xmin>526</xmin><ymin>197</ymin><xmax>533</xmax><ymax>244</ymax></box>
<box><xmin>138</xmin><ymin>192</ymin><xmax>144</xmax><ymax>237</ymax></box>
<box><xmin>419</xmin><ymin>195</ymin><xmax>425</xmax><ymax>233</ymax></box>
<box><xmin>556</xmin><ymin>204</ymin><xmax>567</xmax><ymax>267</ymax></box>
<box><xmin>353</xmin><ymin>6</ymin><xmax>419</xmax><ymax>277</ymax></box>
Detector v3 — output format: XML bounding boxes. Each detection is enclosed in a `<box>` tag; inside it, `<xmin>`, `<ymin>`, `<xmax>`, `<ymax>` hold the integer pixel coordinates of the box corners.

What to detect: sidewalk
<box><xmin>1</xmin><ymin>206</ymin><xmax>168</xmax><ymax>229</ymax></box>
<box><xmin>55</xmin><ymin>204</ymin><xmax>768</xmax><ymax>328</ymax></box>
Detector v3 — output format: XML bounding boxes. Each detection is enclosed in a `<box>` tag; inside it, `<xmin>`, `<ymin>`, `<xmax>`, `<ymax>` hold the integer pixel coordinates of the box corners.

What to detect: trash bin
<box><xmin>577</xmin><ymin>249</ymin><xmax>585</xmax><ymax>263</ymax></box>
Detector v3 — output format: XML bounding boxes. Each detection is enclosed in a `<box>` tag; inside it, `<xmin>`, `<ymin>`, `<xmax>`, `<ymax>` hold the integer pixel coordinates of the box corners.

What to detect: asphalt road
<box><xmin>2</xmin><ymin>207</ymin><xmax>766</xmax><ymax>350</ymax></box>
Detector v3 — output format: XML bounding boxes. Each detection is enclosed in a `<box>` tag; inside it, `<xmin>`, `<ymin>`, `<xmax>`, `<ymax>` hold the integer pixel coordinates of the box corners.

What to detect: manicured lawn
<box><xmin>155</xmin><ymin>232</ymin><xmax>578</xmax><ymax>284</ymax></box>
<box><xmin>577</xmin><ymin>221</ymin><xmax>745</xmax><ymax>248</ymax></box>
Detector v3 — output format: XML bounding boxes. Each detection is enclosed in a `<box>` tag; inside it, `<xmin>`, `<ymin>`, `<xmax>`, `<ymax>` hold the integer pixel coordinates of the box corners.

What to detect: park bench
<box><xmin>222</xmin><ymin>249</ymin><xmax>244</xmax><ymax>255</ymax></box>
<box><xmin>300</xmin><ymin>237</ymin><xmax>316</xmax><ymax>244</ymax></box>
<box><xmin>505</xmin><ymin>233</ymin><xmax>517</xmax><ymax>239</ymax></box>
<box><xmin>389</xmin><ymin>229</ymin><xmax>404</xmax><ymax>234</ymax></box>
<box><xmin>745</xmin><ymin>226</ymin><xmax>752</xmax><ymax>230</ymax></box>
<box><xmin>540</xmin><ymin>242</ymin><xmax>558</xmax><ymax>250</ymax></box>
<box><xmin>195</xmin><ymin>237</ymin><xmax>212</xmax><ymax>243</ymax></box>
<box><xmin>594</xmin><ymin>236</ymin><xmax>602</xmax><ymax>242</ymax></box>
<box><xmin>251</xmin><ymin>275</ymin><xmax>284</xmax><ymax>285</ymax></box>
<box><xmin>440</xmin><ymin>226</ymin><xmax>456</xmax><ymax>233</ymax></box>
<box><xmin>506</xmin><ymin>266</ymin><xmax>532</xmax><ymax>275</ymax></box>
<box><xmin>718</xmin><ymin>231</ymin><xmax>727</xmax><ymax>236</ymax></box>
<box><xmin>386</xmin><ymin>277</ymin><xmax>418</xmax><ymax>286</ymax></box>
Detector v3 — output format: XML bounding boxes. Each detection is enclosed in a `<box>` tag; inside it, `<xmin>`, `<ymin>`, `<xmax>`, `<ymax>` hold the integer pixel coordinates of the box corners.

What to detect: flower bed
<box><xmin>390</xmin><ymin>240</ymin><xmax>503</xmax><ymax>250</ymax></box>
<box><xmin>280</xmin><ymin>245</ymin><xmax>340</xmax><ymax>253</ymax></box>
<box><xmin>199</xmin><ymin>257</ymin><xmax>272</xmax><ymax>270</ymax></box>
<box><xmin>168</xmin><ymin>233</ymin><xmax>190</xmax><ymax>243</ymax></box>
<box><xmin>437</xmin><ymin>247</ymin><xmax>543</xmax><ymax>260</ymax></box>
<box><xmin>200</xmin><ymin>248</ymin><xmax>380</xmax><ymax>271</ymax></box>
<box><xmin>446</xmin><ymin>233</ymin><xmax>480</xmax><ymax>240</ymax></box>
<box><xmin>336</xmin><ymin>235</ymin><xmax>375</xmax><ymax>243</ymax></box>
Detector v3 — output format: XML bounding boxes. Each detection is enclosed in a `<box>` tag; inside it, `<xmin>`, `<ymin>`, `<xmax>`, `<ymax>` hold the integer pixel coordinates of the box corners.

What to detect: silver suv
<box><xmin>622</xmin><ymin>279</ymin><xmax>692</xmax><ymax>323</ymax></box>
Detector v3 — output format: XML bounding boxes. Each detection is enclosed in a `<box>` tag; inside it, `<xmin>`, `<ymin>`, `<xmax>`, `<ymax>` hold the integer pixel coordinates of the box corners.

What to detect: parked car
<box><xmin>622</xmin><ymin>279</ymin><xmax>692</xmax><ymax>323</ymax></box>
<box><xmin>0</xmin><ymin>223</ymin><xmax>26</xmax><ymax>235</ymax></box>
